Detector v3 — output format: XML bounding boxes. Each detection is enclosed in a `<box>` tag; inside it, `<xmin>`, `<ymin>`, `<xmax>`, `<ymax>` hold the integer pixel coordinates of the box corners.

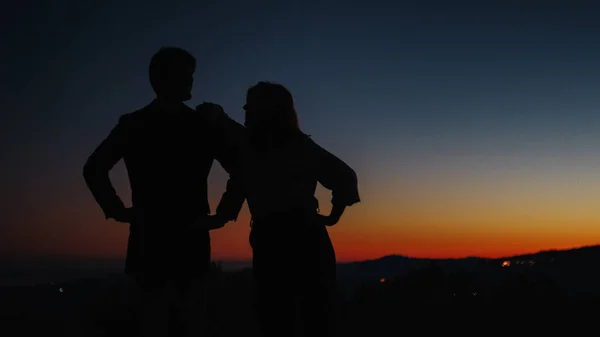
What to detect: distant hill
<box><xmin>0</xmin><ymin>258</ymin><xmax>124</xmax><ymax>287</ymax></box>
<box><xmin>336</xmin><ymin>244</ymin><xmax>600</xmax><ymax>284</ymax></box>
<box><xmin>0</xmin><ymin>258</ymin><xmax>251</xmax><ymax>286</ymax></box>
<box><xmin>2</xmin><ymin>244</ymin><xmax>600</xmax><ymax>287</ymax></box>
<box><xmin>336</xmin><ymin>255</ymin><xmax>483</xmax><ymax>282</ymax></box>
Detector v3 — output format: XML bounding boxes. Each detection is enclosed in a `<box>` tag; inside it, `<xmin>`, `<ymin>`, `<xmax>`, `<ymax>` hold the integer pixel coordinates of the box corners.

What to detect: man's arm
<box><xmin>200</xmin><ymin>102</ymin><xmax>246</xmax><ymax>149</ymax></box>
<box><xmin>197</xmin><ymin>103</ymin><xmax>247</xmax><ymax>223</ymax></box>
<box><xmin>215</xmin><ymin>171</ymin><xmax>246</xmax><ymax>223</ymax></box>
<box><xmin>83</xmin><ymin>117</ymin><xmax>128</xmax><ymax>220</ymax></box>
<box><xmin>213</xmin><ymin>113</ymin><xmax>247</xmax><ymax>223</ymax></box>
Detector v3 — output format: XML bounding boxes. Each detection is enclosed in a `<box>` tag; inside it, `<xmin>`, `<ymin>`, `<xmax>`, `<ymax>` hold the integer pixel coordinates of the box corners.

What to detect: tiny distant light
<box><xmin>380</xmin><ymin>278</ymin><xmax>386</xmax><ymax>283</ymax></box>
<box><xmin>59</xmin><ymin>288</ymin><xmax>64</xmax><ymax>293</ymax></box>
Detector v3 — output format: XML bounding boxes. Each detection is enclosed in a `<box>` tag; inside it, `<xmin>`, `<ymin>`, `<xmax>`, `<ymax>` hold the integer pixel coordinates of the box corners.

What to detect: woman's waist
<box><xmin>249</xmin><ymin>209</ymin><xmax>332</xmax><ymax>252</ymax></box>
<box><xmin>249</xmin><ymin>200</ymin><xmax>318</xmax><ymax>221</ymax></box>
<box><xmin>250</xmin><ymin>206</ymin><xmax>320</xmax><ymax>229</ymax></box>
<box><xmin>252</xmin><ymin>208</ymin><xmax>316</xmax><ymax>220</ymax></box>
<box><xmin>246</xmin><ymin>186</ymin><xmax>317</xmax><ymax>206</ymax></box>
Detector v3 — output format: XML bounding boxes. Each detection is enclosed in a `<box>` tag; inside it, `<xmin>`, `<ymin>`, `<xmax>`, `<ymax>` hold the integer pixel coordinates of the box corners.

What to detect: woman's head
<box><xmin>243</xmin><ymin>81</ymin><xmax>300</xmax><ymax>134</ymax></box>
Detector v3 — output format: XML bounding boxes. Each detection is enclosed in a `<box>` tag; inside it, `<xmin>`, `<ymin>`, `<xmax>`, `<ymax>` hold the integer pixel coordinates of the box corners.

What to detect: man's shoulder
<box><xmin>181</xmin><ymin>103</ymin><xmax>195</xmax><ymax>114</ymax></box>
<box><xmin>118</xmin><ymin>112</ymin><xmax>135</xmax><ymax>124</ymax></box>
<box><xmin>118</xmin><ymin>110</ymin><xmax>142</xmax><ymax>125</ymax></box>
<box><xmin>116</xmin><ymin>103</ymin><xmax>155</xmax><ymax>128</ymax></box>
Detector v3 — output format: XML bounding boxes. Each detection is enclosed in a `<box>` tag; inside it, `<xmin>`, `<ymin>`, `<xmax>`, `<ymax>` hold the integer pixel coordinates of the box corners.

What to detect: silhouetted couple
<box><xmin>83</xmin><ymin>47</ymin><xmax>360</xmax><ymax>337</ymax></box>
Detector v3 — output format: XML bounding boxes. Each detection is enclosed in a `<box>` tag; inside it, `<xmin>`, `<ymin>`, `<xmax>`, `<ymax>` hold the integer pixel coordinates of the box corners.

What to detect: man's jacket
<box><xmin>83</xmin><ymin>99</ymin><xmax>244</xmax><ymax>277</ymax></box>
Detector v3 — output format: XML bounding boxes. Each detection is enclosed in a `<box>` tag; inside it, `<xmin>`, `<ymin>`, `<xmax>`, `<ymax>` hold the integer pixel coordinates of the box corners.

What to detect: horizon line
<box><xmin>2</xmin><ymin>243</ymin><xmax>598</xmax><ymax>265</ymax></box>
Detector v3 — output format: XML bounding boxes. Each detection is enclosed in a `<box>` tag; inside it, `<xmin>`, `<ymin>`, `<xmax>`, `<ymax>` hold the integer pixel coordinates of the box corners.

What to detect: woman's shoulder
<box><xmin>297</xmin><ymin>132</ymin><xmax>323</xmax><ymax>150</ymax></box>
<box><xmin>295</xmin><ymin>131</ymin><xmax>313</xmax><ymax>143</ymax></box>
<box><xmin>294</xmin><ymin>133</ymin><xmax>332</xmax><ymax>161</ymax></box>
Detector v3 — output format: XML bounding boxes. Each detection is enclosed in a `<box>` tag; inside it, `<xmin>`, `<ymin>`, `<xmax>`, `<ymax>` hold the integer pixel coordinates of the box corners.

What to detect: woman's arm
<box><xmin>308</xmin><ymin>138</ymin><xmax>360</xmax><ymax>225</ymax></box>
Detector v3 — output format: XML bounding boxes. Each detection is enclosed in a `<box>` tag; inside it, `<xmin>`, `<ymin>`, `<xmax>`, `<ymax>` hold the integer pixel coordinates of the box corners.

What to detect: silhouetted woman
<box><xmin>198</xmin><ymin>81</ymin><xmax>360</xmax><ymax>337</ymax></box>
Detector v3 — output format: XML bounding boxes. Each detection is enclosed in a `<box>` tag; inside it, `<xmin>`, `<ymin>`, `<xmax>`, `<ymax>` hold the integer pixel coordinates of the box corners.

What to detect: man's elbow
<box><xmin>83</xmin><ymin>158</ymin><xmax>102</xmax><ymax>183</ymax></box>
<box><xmin>83</xmin><ymin>160</ymin><xmax>92</xmax><ymax>179</ymax></box>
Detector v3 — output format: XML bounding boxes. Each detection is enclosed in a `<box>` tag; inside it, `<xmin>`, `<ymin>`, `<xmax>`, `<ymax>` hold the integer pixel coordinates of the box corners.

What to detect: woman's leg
<box><xmin>302</xmin><ymin>284</ymin><xmax>336</xmax><ymax>337</ymax></box>
<box><xmin>300</xmin><ymin>225</ymin><xmax>337</xmax><ymax>337</ymax></box>
<box><xmin>251</xmin><ymin>227</ymin><xmax>297</xmax><ymax>337</ymax></box>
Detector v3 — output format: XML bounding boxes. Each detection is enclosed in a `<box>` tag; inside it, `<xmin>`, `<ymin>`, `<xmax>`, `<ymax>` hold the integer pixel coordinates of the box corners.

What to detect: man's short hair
<box><xmin>149</xmin><ymin>47</ymin><xmax>196</xmax><ymax>95</ymax></box>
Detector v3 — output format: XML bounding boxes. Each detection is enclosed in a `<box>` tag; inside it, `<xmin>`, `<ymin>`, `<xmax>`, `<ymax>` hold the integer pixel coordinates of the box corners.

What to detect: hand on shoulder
<box><xmin>196</xmin><ymin>102</ymin><xmax>226</xmax><ymax>127</ymax></box>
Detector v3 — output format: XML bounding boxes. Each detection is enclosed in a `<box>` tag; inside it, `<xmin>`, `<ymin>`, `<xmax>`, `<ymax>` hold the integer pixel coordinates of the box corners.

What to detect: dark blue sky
<box><xmin>3</xmin><ymin>1</ymin><xmax>600</xmax><ymax>260</ymax></box>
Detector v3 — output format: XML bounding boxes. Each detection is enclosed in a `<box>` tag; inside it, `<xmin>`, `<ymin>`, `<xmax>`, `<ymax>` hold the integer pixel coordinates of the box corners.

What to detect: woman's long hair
<box><xmin>244</xmin><ymin>81</ymin><xmax>304</xmax><ymax>150</ymax></box>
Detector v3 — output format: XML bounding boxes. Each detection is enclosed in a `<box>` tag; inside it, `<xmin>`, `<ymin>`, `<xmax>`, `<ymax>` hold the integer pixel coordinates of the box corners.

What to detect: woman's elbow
<box><xmin>337</xmin><ymin>169</ymin><xmax>361</xmax><ymax>206</ymax></box>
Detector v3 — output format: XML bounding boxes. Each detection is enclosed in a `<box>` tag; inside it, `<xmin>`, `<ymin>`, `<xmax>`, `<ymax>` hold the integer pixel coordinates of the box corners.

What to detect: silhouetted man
<box><xmin>83</xmin><ymin>47</ymin><xmax>241</xmax><ymax>337</ymax></box>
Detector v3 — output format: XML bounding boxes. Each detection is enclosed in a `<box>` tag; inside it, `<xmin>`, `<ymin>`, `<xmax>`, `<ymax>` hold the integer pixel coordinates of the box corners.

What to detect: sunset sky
<box><xmin>3</xmin><ymin>1</ymin><xmax>600</xmax><ymax>263</ymax></box>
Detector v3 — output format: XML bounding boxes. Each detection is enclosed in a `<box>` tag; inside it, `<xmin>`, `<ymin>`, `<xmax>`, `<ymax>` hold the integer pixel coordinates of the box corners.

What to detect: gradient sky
<box><xmin>3</xmin><ymin>0</ymin><xmax>600</xmax><ymax>262</ymax></box>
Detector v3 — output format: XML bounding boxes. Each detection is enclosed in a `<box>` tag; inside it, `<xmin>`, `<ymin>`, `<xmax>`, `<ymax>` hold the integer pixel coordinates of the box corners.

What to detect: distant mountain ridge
<box><xmin>2</xmin><ymin>244</ymin><xmax>599</xmax><ymax>286</ymax></box>
<box><xmin>336</xmin><ymin>244</ymin><xmax>600</xmax><ymax>282</ymax></box>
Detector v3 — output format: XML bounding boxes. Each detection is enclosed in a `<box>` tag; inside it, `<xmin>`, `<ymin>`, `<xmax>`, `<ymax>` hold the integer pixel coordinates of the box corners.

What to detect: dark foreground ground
<box><xmin>1</xmin><ymin>261</ymin><xmax>598</xmax><ymax>336</ymax></box>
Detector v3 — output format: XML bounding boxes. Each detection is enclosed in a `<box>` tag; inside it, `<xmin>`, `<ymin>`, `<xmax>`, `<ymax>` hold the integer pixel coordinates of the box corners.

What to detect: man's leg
<box><xmin>174</xmin><ymin>275</ymin><xmax>209</xmax><ymax>337</ymax></box>
<box><xmin>132</xmin><ymin>275</ymin><xmax>171</xmax><ymax>337</ymax></box>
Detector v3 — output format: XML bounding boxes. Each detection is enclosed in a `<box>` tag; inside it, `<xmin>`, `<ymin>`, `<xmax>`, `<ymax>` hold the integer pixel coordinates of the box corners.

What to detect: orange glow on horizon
<box><xmin>9</xmin><ymin>207</ymin><xmax>600</xmax><ymax>263</ymax></box>
<box><xmin>7</xmin><ymin>163</ymin><xmax>600</xmax><ymax>264</ymax></box>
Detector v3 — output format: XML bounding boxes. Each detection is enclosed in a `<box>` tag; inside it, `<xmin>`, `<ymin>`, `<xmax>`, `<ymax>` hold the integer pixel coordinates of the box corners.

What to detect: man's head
<box><xmin>149</xmin><ymin>47</ymin><xmax>195</xmax><ymax>102</ymax></box>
